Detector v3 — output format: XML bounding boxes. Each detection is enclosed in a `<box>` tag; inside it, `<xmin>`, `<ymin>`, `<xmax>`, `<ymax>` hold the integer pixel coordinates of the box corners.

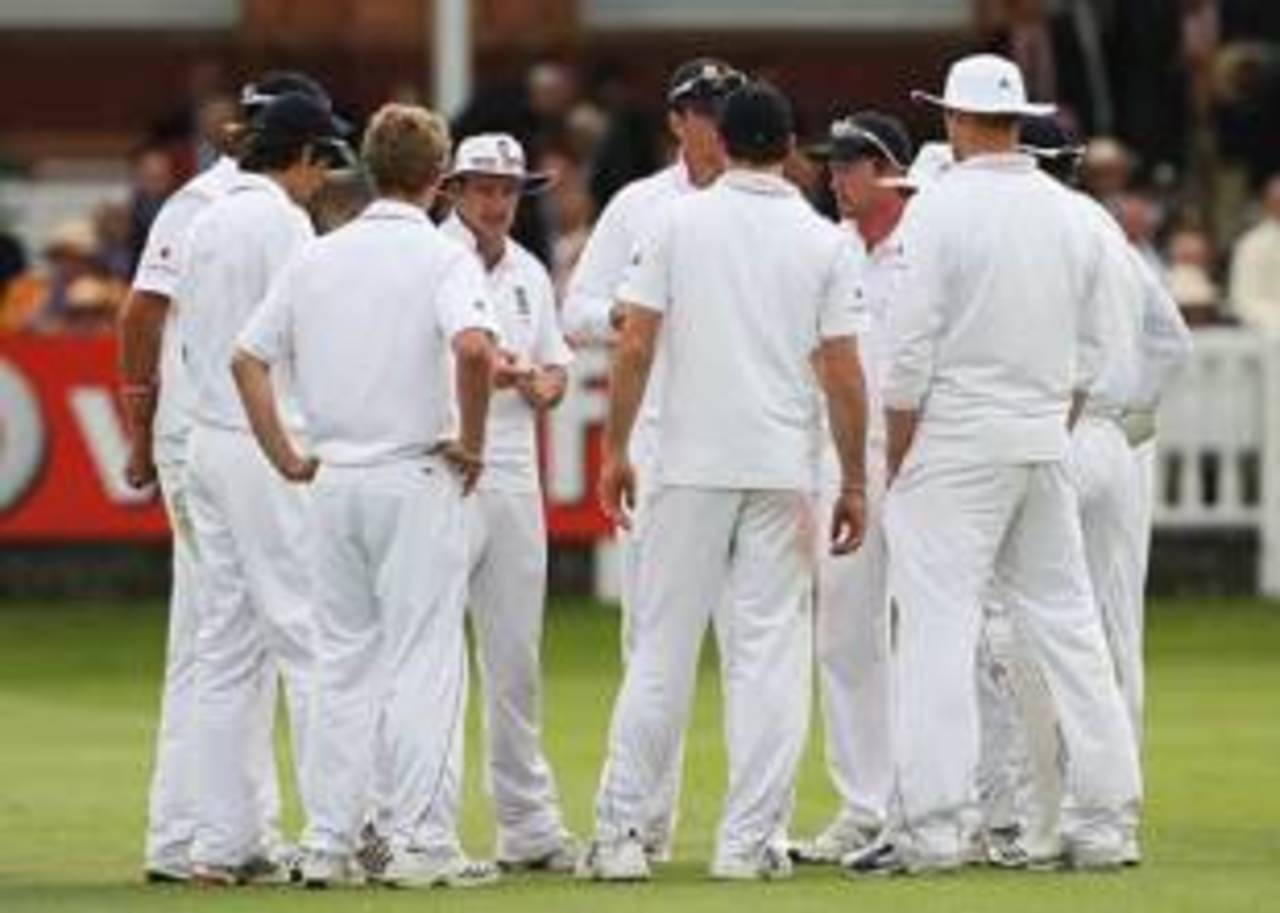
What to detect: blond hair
<box><xmin>361</xmin><ymin>103</ymin><xmax>451</xmax><ymax>195</ymax></box>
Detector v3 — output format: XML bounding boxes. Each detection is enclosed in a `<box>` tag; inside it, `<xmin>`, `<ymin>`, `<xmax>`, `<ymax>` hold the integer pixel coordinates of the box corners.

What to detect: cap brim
<box><xmin>910</xmin><ymin>89</ymin><xmax>1057</xmax><ymax>117</ymax></box>
<box><xmin>444</xmin><ymin>169</ymin><xmax>557</xmax><ymax>195</ymax></box>
<box><xmin>1019</xmin><ymin>143</ymin><xmax>1086</xmax><ymax>161</ymax></box>
<box><xmin>877</xmin><ymin>175</ymin><xmax>918</xmax><ymax>191</ymax></box>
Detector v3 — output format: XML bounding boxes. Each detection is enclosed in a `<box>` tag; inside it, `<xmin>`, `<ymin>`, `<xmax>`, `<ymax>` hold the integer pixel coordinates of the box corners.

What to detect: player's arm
<box><xmin>117</xmin><ymin>288</ymin><xmax>169</xmax><ymax>488</ymax></box>
<box><xmin>449</xmin><ymin>328</ymin><xmax>496</xmax><ymax>493</ymax></box>
<box><xmin>436</xmin><ymin>251</ymin><xmax>500</xmax><ymax>493</ymax></box>
<box><xmin>600</xmin><ymin>304</ymin><xmax>660</xmax><ymax>528</ymax></box>
<box><xmin>231</xmin><ymin>350</ymin><xmax>316</xmax><ymax>482</ymax></box>
<box><xmin>818</xmin><ymin>334</ymin><xmax>868</xmax><ymax>555</ymax></box>
<box><xmin>562</xmin><ymin>189</ymin><xmax>634</xmax><ymax>344</ymax></box>
<box><xmin>883</xmin><ymin>207</ymin><xmax>942</xmax><ymax>482</ymax></box>
<box><xmin>232</xmin><ymin>257</ymin><xmax>315</xmax><ymax>482</ymax></box>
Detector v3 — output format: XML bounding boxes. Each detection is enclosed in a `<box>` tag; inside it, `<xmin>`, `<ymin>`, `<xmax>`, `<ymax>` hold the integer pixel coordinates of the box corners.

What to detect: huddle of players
<box><xmin>119</xmin><ymin>50</ymin><xmax>1192</xmax><ymax>889</ymax></box>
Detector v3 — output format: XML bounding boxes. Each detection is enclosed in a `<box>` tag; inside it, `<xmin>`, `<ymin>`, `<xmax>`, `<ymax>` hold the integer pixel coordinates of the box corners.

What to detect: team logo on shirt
<box><xmin>514</xmin><ymin>286</ymin><xmax>531</xmax><ymax>318</ymax></box>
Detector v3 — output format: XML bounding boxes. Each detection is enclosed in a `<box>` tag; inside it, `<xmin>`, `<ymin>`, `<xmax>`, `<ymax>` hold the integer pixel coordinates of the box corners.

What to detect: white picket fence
<box><xmin>592</xmin><ymin>328</ymin><xmax>1280</xmax><ymax>599</ymax></box>
<box><xmin>1154</xmin><ymin>328</ymin><xmax>1280</xmax><ymax>595</ymax></box>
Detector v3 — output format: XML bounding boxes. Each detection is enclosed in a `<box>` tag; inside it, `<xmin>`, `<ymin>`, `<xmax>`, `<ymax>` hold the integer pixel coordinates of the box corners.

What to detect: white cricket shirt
<box><xmin>562</xmin><ymin>157</ymin><xmax>698</xmax><ymax>473</ymax></box>
<box><xmin>131</xmin><ymin>155</ymin><xmax>239</xmax><ymax>457</ymax></box>
<box><xmin>884</xmin><ymin>153</ymin><xmax>1105</xmax><ymax>465</ymax></box>
<box><xmin>622</xmin><ymin>168</ymin><xmax>867</xmax><ymax>491</ymax></box>
<box><xmin>442</xmin><ymin>213</ymin><xmax>573</xmax><ymax>493</ymax></box>
<box><xmin>237</xmin><ymin>199</ymin><xmax>496</xmax><ymax>466</ymax></box>
<box><xmin>178</xmin><ymin>171</ymin><xmax>315</xmax><ymax>436</ymax></box>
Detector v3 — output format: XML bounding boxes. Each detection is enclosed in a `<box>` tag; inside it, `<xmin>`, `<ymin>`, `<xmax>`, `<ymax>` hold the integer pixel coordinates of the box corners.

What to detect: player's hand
<box><xmin>437</xmin><ymin>441</ymin><xmax>484</xmax><ymax>495</ymax></box>
<box><xmin>829</xmin><ymin>487</ymin><xmax>866</xmax><ymax>556</ymax></box>
<box><xmin>493</xmin><ymin>350</ymin><xmax>534</xmax><ymax>389</ymax></box>
<box><xmin>515</xmin><ymin>369</ymin><xmax>559</xmax><ymax>410</ymax></box>
<box><xmin>599</xmin><ymin>455</ymin><xmax>637</xmax><ymax>530</ymax></box>
<box><xmin>279</xmin><ymin>453</ymin><xmax>320</xmax><ymax>484</ymax></box>
<box><xmin>123</xmin><ymin>438</ymin><xmax>158</xmax><ymax>490</ymax></box>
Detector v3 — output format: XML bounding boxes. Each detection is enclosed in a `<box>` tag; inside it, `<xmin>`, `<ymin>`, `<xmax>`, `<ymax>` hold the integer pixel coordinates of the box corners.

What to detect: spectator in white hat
<box><xmin>438</xmin><ymin>133</ymin><xmax>579</xmax><ymax>873</ymax></box>
<box><xmin>847</xmin><ymin>53</ymin><xmax>1139</xmax><ymax>875</ymax></box>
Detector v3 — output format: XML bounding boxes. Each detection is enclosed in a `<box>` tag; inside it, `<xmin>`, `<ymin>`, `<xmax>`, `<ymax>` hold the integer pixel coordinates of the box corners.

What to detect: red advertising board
<box><xmin>0</xmin><ymin>335</ymin><xmax>612</xmax><ymax>543</ymax></box>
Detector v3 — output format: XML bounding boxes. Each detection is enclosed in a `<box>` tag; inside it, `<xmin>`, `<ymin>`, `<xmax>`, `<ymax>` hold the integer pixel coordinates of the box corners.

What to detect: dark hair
<box><xmin>717</xmin><ymin>80</ymin><xmax>794</xmax><ymax>164</ymax></box>
<box><xmin>239</xmin><ymin>133</ymin><xmax>313</xmax><ymax>173</ymax></box>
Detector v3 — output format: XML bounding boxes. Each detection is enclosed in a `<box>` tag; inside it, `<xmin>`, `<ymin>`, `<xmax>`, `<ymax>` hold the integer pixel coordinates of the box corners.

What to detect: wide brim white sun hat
<box><xmin>878</xmin><ymin>142</ymin><xmax>955</xmax><ymax>191</ymax></box>
<box><xmin>912</xmin><ymin>53</ymin><xmax>1057</xmax><ymax>118</ymax></box>
<box><xmin>445</xmin><ymin>132</ymin><xmax>555</xmax><ymax>194</ymax></box>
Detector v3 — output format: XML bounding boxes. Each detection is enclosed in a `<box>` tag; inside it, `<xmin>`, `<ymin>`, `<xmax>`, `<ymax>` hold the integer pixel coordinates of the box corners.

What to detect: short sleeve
<box><xmin>132</xmin><ymin>192</ymin><xmax>206</xmax><ymax>298</ymax></box>
<box><xmin>237</xmin><ymin>256</ymin><xmax>299</xmax><ymax>365</ymax></box>
<box><xmin>616</xmin><ymin>206</ymin><xmax>674</xmax><ymax>315</ymax></box>
<box><xmin>818</xmin><ymin>234</ymin><xmax>870</xmax><ymax>339</ymax></box>
<box><xmin>437</xmin><ymin>250</ymin><xmax>499</xmax><ymax>340</ymax></box>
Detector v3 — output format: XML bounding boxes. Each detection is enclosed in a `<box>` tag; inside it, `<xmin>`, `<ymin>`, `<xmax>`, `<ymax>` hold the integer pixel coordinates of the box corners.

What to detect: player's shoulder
<box><xmin>604</xmin><ymin>164</ymin><xmax>684</xmax><ymax>215</ymax></box>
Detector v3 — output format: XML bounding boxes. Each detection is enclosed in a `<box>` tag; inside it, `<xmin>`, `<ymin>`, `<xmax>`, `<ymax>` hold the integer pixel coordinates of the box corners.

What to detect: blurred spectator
<box><xmin>1080</xmin><ymin>136</ymin><xmax>1132</xmax><ymax>200</ymax></box>
<box><xmin>1228</xmin><ymin>175</ymin><xmax>1280</xmax><ymax>332</ymax></box>
<box><xmin>193</xmin><ymin>93</ymin><xmax>239</xmax><ymax>173</ymax></box>
<box><xmin>1168</xmin><ymin>262</ymin><xmax>1221</xmax><ymax>326</ymax></box>
<box><xmin>54</xmin><ymin>276</ymin><xmax>127</xmax><ymax>335</ymax></box>
<box><xmin>127</xmin><ymin>147</ymin><xmax>176</xmax><ymax>273</ymax></box>
<box><xmin>1105</xmin><ymin>0</ymin><xmax>1199</xmax><ymax>185</ymax></box>
<box><xmin>1166</xmin><ymin>224</ymin><xmax>1221</xmax><ymax>325</ymax></box>
<box><xmin>39</xmin><ymin>220</ymin><xmax>100</xmax><ymax>327</ymax></box>
<box><xmin>1113</xmin><ymin>191</ymin><xmax>1165</xmax><ymax>275</ymax></box>
<box><xmin>979</xmin><ymin>0</ymin><xmax>1115</xmax><ymax>135</ymax></box>
<box><xmin>582</xmin><ymin>61</ymin><xmax>662</xmax><ymax>210</ymax></box>
<box><xmin>540</xmin><ymin>150</ymin><xmax>596</xmax><ymax>301</ymax></box>
<box><xmin>92</xmin><ymin>201</ymin><xmax>133</xmax><ymax>281</ymax></box>
<box><xmin>0</xmin><ymin>232</ymin><xmax>45</xmax><ymax>333</ymax></box>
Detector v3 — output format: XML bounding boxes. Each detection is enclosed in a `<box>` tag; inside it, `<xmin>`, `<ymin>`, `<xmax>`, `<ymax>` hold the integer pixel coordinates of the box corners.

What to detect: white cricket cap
<box><xmin>879</xmin><ymin>142</ymin><xmax>955</xmax><ymax>192</ymax></box>
<box><xmin>912</xmin><ymin>54</ymin><xmax>1056</xmax><ymax>118</ymax></box>
<box><xmin>445</xmin><ymin>133</ymin><xmax>554</xmax><ymax>194</ymax></box>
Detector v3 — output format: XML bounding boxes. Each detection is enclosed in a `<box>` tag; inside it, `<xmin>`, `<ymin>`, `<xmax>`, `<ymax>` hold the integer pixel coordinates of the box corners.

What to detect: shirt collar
<box><xmin>229</xmin><ymin>170</ymin><xmax>293</xmax><ymax>204</ymax></box>
<box><xmin>442</xmin><ymin>212</ymin><xmax>514</xmax><ymax>274</ymax></box>
<box><xmin>719</xmin><ymin>168</ymin><xmax>798</xmax><ymax>197</ymax></box>
<box><xmin>671</xmin><ymin>155</ymin><xmax>695</xmax><ymax>193</ymax></box>
<box><xmin>361</xmin><ymin>198</ymin><xmax>431</xmax><ymax>224</ymax></box>
<box><xmin>954</xmin><ymin>152</ymin><xmax>1038</xmax><ymax>175</ymax></box>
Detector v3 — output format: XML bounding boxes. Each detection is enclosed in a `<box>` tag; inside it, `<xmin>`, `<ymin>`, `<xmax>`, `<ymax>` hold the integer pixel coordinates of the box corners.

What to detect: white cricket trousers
<box><xmin>186</xmin><ymin>425</ymin><xmax>316</xmax><ymax>867</ymax></box>
<box><xmin>301</xmin><ymin>459</ymin><xmax>470</xmax><ymax>856</ymax></box>
<box><xmin>884</xmin><ymin>456</ymin><xmax>1139</xmax><ymax>862</ymax></box>
<box><xmin>814</xmin><ymin>457</ymin><xmax>892</xmax><ymax>832</ymax></box>
<box><xmin>144</xmin><ymin>454</ymin><xmax>282</xmax><ymax>871</ymax></box>
<box><xmin>617</xmin><ymin>454</ymin><xmax>694</xmax><ymax>852</ymax></box>
<box><xmin>595</xmin><ymin>486</ymin><xmax>813</xmax><ymax>864</ymax></box>
<box><xmin>459</xmin><ymin>489</ymin><xmax>567</xmax><ymax>859</ymax></box>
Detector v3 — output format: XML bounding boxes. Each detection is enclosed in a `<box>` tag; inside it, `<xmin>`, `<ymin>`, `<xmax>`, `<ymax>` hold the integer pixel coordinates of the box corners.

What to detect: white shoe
<box><xmin>144</xmin><ymin>861</ymin><xmax>191</xmax><ymax>884</ymax></box>
<box><xmin>575</xmin><ymin>833</ymin><xmax>651</xmax><ymax>882</ymax></box>
<box><xmin>1066</xmin><ymin>842</ymin><xmax>1126</xmax><ymax>871</ymax></box>
<box><xmin>300</xmin><ymin>850</ymin><xmax>361</xmax><ymax>889</ymax></box>
<box><xmin>710</xmin><ymin>844</ymin><xmax>793</xmax><ymax>881</ymax></box>
<box><xmin>842</xmin><ymin>839</ymin><xmax>964</xmax><ymax>877</ymax></box>
<box><xmin>382</xmin><ymin>849</ymin><xmax>500</xmax><ymax>889</ymax></box>
<box><xmin>500</xmin><ymin>835</ymin><xmax>580</xmax><ymax>874</ymax></box>
<box><xmin>1120</xmin><ymin>833</ymin><xmax>1142</xmax><ymax>867</ymax></box>
<box><xmin>789</xmin><ymin>818</ymin><xmax>879</xmax><ymax>865</ymax></box>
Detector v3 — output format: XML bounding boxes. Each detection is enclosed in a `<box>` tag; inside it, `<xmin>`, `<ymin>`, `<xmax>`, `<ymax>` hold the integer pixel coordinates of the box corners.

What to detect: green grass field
<box><xmin>0</xmin><ymin>596</ymin><xmax>1277</xmax><ymax>912</ymax></box>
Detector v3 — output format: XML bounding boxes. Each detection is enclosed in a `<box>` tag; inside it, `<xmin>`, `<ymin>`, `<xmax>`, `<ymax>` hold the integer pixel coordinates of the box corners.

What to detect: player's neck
<box><xmin>458</xmin><ymin>210</ymin><xmax>505</xmax><ymax>271</ymax></box>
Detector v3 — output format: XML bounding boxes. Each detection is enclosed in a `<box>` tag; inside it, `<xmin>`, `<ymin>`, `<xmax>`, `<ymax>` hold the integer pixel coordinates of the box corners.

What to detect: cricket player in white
<box><xmin>975</xmin><ymin>118</ymin><xmax>1193</xmax><ymax>866</ymax></box>
<box><xmin>850</xmin><ymin>55</ymin><xmax>1140</xmax><ymax>874</ymax></box>
<box><xmin>234</xmin><ymin>103</ymin><xmax>502</xmax><ymax>890</ymax></box>
<box><xmin>581</xmin><ymin>81</ymin><xmax>870</xmax><ymax>882</ymax></box>
<box><xmin>440</xmin><ymin>134</ymin><xmax>577</xmax><ymax>870</ymax></box>
<box><xmin>178</xmin><ymin>91</ymin><xmax>350</xmax><ymax>884</ymax></box>
<box><xmin>562</xmin><ymin>58</ymin><xmax>743</xmax><ymax>858</ymax></box>
<box><xmin>118</xmin><ymin>73</ymin><xmax>343</xmax><ymax>883</ymax></box>
<box><xmin>791</xmin><ymin>112</ymin><xmax>921</xmax><ymax>864</ymax></box>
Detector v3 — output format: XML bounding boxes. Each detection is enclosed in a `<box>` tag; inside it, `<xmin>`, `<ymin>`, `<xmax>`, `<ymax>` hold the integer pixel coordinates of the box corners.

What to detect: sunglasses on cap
<box><xmin>667</xmin><ymin>65</ymin><xmax>748</xmax><ymax>108</ymax></box>
<box><xmin>828</xmin><ymin>118</ymin><xmax>909</xmax><ymax>171</ymax></box>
